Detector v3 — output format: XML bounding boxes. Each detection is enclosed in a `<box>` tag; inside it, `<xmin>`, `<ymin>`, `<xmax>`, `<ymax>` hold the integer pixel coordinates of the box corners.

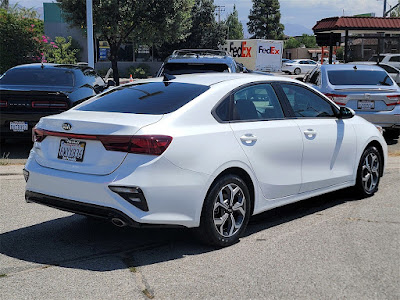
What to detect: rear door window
<box><xmin>77</xmin><ymin>82</ymin><xmax>209</xmax><ymax>114</ymax></box>
<box><xmin>232</xmin><ymin>84</ymin><xmax>284</xmax><ymax>121</ymax></box>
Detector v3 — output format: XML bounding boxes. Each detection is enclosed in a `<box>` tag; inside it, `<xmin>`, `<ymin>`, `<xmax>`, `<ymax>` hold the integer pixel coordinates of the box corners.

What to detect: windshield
<box><xmin>162</xmin><ymin>63</ymin><xmax>230</xmax><ymax>75</ymax></box>
<box><xmin>327</xmin><ymin>70</ymin><xmax>394</xmax><ymax>86</ymax></box>
<box><xmin>368</xmin><ymin>55</ymin><xmax>385</xmax><ymax>62</ymax></box>
<box><xmin>0</xmin><ymin>68</ymin><xmax>75</xmax><ymax>86</ymax></box>
<box><xmin>77</xmin><ymin>82</ymin><xmax>209</xmax><ymax>114</ymax></box>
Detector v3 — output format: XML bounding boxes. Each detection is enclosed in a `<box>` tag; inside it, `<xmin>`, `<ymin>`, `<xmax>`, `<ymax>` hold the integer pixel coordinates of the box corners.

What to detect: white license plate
<box><xmin>357</xmin><ymin>100</ymin><xmax>375</xmax><ymax>109</ymax></box>
<box><xmin>57</xmin><ymin>139</ymin><xmax>86</xmax><ymax>162</ymax></box>
<box><xmin>10</xmin><ymin>121</ymin><xmax>28</xmax><ymax>132</ymax></box>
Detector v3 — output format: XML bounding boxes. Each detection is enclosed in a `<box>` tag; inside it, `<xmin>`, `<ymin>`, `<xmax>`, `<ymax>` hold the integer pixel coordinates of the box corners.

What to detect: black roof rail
<box><xmin>171</xmin><ymin>49</ymin><xmax>230</xmax><ymax>57</ymax></box>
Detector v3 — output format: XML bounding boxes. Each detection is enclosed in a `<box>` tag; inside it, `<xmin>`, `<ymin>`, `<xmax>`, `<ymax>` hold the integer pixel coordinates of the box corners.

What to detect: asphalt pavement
<box><xmin>0</xmin><ymin>136</ymin><xmax>399</xmax><ymax>299</ymax></box>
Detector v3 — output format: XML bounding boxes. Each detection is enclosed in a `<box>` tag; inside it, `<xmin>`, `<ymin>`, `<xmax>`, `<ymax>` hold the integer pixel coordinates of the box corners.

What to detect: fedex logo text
<box><xmin>229</xmin><ymin>42</ymin><xmax>252</xmax><ymax>57</ymax></box>
<box><xmin>259</xmin><ymin>46</ymin><xmax>280</xmax><ymax>55</ymax></box>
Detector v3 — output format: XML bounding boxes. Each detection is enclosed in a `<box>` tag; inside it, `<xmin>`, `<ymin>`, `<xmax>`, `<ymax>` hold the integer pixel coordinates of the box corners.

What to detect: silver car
<box><xmin>304</xmin><ymin>64</ymin><xmax>400</xmax><ymax>138</ymax></box>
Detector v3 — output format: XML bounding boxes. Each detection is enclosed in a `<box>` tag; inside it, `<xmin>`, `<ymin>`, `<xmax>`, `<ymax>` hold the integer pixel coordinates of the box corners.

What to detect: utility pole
<box><xmin>215</xmin><ymin>5</ymin><xmax>225</xmax><ymax>23</ymax></box>
<box><xmin>86</xmin><ymin>0</ymin><xmax>94</xmax><ymax>68</ymax></box>
<box><xmin>383</xmin><ymin>0</ymin><xmax>387</xmax><ymax>17</ymax></box>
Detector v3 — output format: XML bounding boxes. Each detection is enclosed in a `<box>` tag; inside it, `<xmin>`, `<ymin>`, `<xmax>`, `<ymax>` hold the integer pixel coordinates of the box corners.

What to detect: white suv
<box><xmin>368</xmin><ymin>53</ymin><xmax>400</xmax><ymax>69</ymax></box>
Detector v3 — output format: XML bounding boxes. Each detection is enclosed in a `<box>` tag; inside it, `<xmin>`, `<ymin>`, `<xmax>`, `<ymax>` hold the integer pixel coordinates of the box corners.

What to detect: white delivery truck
<box><xmin>221</xmin><ymin>39</ymin><xmax>283</xmax><ymax>72</ymax></box>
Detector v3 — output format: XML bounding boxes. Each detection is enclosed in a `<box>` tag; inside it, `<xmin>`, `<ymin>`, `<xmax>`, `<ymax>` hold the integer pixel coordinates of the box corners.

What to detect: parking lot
<box><xmin>0</xmin><ymin>136</ymin><xmax>399</xmax><ymax>299</ymax></box>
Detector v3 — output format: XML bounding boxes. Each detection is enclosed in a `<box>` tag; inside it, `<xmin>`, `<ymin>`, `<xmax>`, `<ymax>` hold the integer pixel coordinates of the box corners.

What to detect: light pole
<box><xmin>86</xmin><ymin>0</ymin><xmax>94</xmax><ymax>68</ymax></box>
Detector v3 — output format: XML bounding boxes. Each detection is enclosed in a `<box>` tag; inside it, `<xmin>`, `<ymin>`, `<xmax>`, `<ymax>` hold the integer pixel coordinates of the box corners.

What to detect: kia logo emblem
<box><xmin>62</xmin><ymin>123</ymin><xmax>72</xmax><ymax>130</ymax></box>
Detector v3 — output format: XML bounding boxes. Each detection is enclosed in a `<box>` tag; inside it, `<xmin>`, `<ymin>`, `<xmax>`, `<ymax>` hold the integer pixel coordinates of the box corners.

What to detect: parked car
<box><xmin>156</xmin><ymin>49</ymin><xmax>243</xmax><ymax>76</ymax></box>
<box><xmin>304</xmin><ymin>64</ymin><xmax>400</xmax><ymax>138</ymax></box>
<box><xmin>24</xmin><ymin>73</ymin><xmax>387</xmax><ymax>247</ymax></box>
<box><xmin>368</xmin><ymin>53</ymin><xmax>400</xmax><ymax>69</ymax></box>
<box><xmin>348</xmin><ymin>61</ymin><xmax>400</xmax><ymax>84</ymax></box>
<box><xmin>0</xmin><ymin>63</ymin><xmax>114</xmax><ymax>142</ymax></box>
<box><xmin>376</xmin><ymin>63</ymin><xmax>400</xmax><ymax>85</ymax></box>
<box><xmin>282</xmin><ymin>59</ymin><xmax>319</xmax><ymax>75</ymax></box>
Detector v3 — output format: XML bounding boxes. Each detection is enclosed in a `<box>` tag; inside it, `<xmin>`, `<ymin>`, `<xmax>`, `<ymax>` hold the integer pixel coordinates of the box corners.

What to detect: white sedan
<box><xmin>282</xmin><ymin>59</ymin><xmax>319</xmax><ymax>75</ymax></box>
<box><xmin>24</xmin><ymin>73</ymin><xmax>387</xmax><ymax>247</ymax></box>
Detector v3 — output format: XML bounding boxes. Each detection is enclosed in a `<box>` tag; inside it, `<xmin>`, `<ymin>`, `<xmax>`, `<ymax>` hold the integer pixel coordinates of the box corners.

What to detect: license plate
<box><xmin>357</xmin><ymin>100</ymin><xmax>375</xmax><ymax>109</ymax></box>
<box><xmin>57</xmin><ymin>139</ymin><xmax>86</xmax><ymax>162</ymax></box>
<box><xmin>10</xmin><ymin>121</ymin><xmax>28</xmax><ymax>132</ymax></box>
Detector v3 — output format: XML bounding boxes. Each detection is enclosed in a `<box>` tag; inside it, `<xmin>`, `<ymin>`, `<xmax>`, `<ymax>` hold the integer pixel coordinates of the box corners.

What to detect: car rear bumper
<box><xmin>354</xmin><ymin>106</ymin><xmax>400</xmax><ymax>128</ymax></box>
<box><xmin>24</xmin><ymin>152</ymin><xmax>210</xmax><ymax>228</ymax></box>
<box><xmin>0</xmin><ymin>112</ymin><xmax>63</xmax><ymax>139</ymax></box>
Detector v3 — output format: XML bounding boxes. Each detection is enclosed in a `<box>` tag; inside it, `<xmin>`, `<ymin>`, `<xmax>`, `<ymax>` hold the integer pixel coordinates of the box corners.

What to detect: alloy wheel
<box><xmin>213</xmin><ymin>183</ymin><xmax>246</xmax><ymax>238</ymax></box>
<box><xmin>361</xmin><ymin>152</ymin><xmax>380</xmax><ymax>193</ymax></box>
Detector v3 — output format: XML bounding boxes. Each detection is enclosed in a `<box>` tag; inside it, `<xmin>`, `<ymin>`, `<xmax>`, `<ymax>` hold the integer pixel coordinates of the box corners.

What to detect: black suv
<box><xmin>0</xmin><ymin>63</ymin><xmax>114</xmax><ymax>142</ymax></box>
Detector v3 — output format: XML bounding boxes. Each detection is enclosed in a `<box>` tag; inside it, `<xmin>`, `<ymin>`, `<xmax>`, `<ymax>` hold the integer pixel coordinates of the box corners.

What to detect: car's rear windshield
<box><xmin>0</xmin><ymin>68</ymin><xmax>74</xmax><ymax>86</ymax></box>
<box><xmin>162</xmin><ymin>63</ymin><xmax>230</xmax><ymax>75</ymax></box>
<box><xmin>327</xmin><ymin>70</ymin><xmax>394</xmax><ymax>86</ymax></box>
<box><xmin>368</xmin><ymin>55</ymin><xmax>385</xmax><ymax>62</ymax></box>
<box><xmin>77</xmin><ymin>82</ymin><xmax>209</xmax><ymax>114</ymax></box>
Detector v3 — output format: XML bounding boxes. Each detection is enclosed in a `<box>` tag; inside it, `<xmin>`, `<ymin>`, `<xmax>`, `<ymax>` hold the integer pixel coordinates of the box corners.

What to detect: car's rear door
<box><xmin>228</xmin><ymin>83</ymin><xmax>303</xmax><ymax>200</ymax></box>
<box><xmin>277</xmin><ymin>83</ymin><xmax>357</xmax><ymax>192</ymax></box>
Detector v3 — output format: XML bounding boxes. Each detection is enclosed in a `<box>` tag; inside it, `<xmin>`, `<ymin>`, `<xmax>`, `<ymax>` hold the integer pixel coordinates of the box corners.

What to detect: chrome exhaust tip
<box><xmin>111</xmin><ymin>217</ymin><xmax>128</xmax><ymax>227</ymax></box>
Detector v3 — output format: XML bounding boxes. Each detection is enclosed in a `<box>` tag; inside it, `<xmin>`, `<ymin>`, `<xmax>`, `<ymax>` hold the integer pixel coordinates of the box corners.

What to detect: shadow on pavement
<box><xmin>0</xmin><ymin>188</ymin><xmax>360</xmax><ymax>272</ymax></box>
<box><xmin>0</xmin><ymin>139</ymin><xmax>32</xmax><ymax>159</ymax></box>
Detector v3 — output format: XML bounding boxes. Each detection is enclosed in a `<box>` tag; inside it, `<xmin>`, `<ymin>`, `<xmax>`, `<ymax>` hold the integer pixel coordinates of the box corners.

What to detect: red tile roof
<box><xmin>313</xmin><ymin>17</ymin><xmax>400</xmax><ymax>32</ymax></box>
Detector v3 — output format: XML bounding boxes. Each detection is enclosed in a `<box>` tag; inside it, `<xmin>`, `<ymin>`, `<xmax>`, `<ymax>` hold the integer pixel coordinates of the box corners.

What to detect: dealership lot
<box><xmin>0</xmin><ymin>141</ymin><xmax>399</xmax><ymax>299</ymax></box>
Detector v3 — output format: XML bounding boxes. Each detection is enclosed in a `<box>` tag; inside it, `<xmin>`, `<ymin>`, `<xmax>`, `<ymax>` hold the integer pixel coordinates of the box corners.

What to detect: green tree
<box><xmin>226</xmin><ymin>5</ymin><xmax>243</xmax><ymax>40</ymax></box>
<box><xmin>183</xmin><ymin>0</ymin><xmax>227</xmax><ymax>48</ymax></box>
<box><xmin>247</xmin><ymin>0</ymin><xmax>284</xmax><ymax>40</ymax></box>
<box><xmin>57</xmin><ymin>0</ymin><xmax>193</xmax><ymax>85</ymax></box>
<box><xmin>0</xmin><ymin>8</ymin><xmax>44</xmax><ymax>73</ymax></box>
<box><xmin>284</xmin><ymin>37</ymin><xmax>300</xmax><ymax>49</ymax></box>
<box><xmin>46</xmin><ymin>36</ymin><xmax>80</xmax><ymax>64</ymax></box>
<box><xmin>299</xmin><ymin>34</ymin><xmax>317</xmax><ymax>48</ymax></box>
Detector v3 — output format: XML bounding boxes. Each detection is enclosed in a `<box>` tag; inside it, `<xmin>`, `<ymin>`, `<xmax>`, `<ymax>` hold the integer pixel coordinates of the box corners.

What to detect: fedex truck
<box><xmin>221</xmin><ymin>39</ymin><xmax>283</xmax><ymax>72</ymax></box>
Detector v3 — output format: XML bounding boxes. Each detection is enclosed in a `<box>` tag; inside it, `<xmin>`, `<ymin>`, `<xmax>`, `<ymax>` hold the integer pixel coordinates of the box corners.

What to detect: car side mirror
<box><xmin>107</xmin><ymin>79</ymin><xmax>116</xmax><ymax>87</ymax></box>
<box><xmin>339</xmin><ymin>106</ymin><xmax>355</xmax><ymax>119</ymax></box>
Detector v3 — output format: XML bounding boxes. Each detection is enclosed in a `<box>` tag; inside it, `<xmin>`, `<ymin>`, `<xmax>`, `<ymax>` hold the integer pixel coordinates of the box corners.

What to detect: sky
<box><xmin>12</xmin><ymin>0</ymin><xmax>398</xmax><ymax>32</ymax></box>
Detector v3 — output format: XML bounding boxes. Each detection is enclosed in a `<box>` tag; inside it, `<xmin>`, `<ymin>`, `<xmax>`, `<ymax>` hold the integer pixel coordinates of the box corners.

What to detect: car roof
<box><xmin>126</xmin><ymin>73</ymin><xmax>296</xmax><ymax>87</ymax></box>
<box><xmin>9</xmin><ymin>63</ymin><xmax>93</xmax><ymax>72</ymax></box>
<box><xmin>164</xmin><ymin>56</ymin><xmax>235</xmax><ymax>65</ymax></box>
<box><xmin>321</xmin><ymin>64</ymin><xmax>386</xmax><ymax>71</ymax></box>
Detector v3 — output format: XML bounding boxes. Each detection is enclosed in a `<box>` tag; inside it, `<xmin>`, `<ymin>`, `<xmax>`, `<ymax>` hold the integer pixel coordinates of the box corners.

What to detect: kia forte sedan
<box><xmin>24</xmin><ymin>74</ymin><xmax>387</xmax><ymax>247</ymax></box>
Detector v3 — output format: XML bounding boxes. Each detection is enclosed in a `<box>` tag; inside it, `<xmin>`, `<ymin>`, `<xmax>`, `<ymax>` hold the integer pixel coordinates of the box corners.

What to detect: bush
<box><xmin>46</xmin><ymin>36</ymin><xmax>80</xmax><ymax>64</ymax></box>
<box><xmin>0</xmin><ymin>9</ymin><xmax>43</xmax><ymax>73</ymax></box>
<box><xmin>127</xmin><ymin>63</ymin><xmax>151</xmax><ymax>79</ymax></box>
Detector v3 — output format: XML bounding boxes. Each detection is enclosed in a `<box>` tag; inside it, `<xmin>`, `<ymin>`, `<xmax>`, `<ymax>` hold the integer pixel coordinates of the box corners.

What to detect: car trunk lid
<box><xmin>33</xmin><ymin>110</ymin><xmax>163</xmax><ymax>175</ymax></box>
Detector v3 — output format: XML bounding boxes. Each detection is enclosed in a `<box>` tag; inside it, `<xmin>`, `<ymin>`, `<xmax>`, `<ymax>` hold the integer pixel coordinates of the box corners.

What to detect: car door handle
<box><xmin>240</xmin><ymin>134</ymin><xmax>257</xmax><ymax>144</ymax></box>
<box><xmin>303</xmin><ymin>129</ymin><xmax>317</xmax><ymax>138</ymax></box>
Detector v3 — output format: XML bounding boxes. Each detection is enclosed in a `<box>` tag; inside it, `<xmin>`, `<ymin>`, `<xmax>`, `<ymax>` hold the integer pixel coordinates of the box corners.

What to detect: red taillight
<box><xmin>99</xmin><ymin>135</ymin><xmax>172</xmax><ymax>155</ymax></box>
<box><xmin>32</xmin><ymin>127</ymin><xmax>46</xmax><ymax>142</ymax></box>
<box><xmin>32</xmin><ymin>128</ymin><xmax>172</xmax><ymax>156</ymax></box>
<box><xmin>32</xmin><ymin>101</ymin><xmax>68</xmax><ymax>109</ymax></box>
<box><xmin>0</xmin><ymin>100</ymin><xmax>7</xmax><ymax>108</ymax></box>
<box><xmin>129</xmin><ymin>135</ymin><xmax>172</xmax><ymax>155</ymax></box>
<box><xmin>386</xmin><ymin>95</ymin><xmax>400</xmax><ymax>106</ymax></box>
<box><xmin>324</xmin><ymin>93</ymin><xmax>347</xmax><ymax>105</ymax></box>
<box><xmin>97</xmin><ymin>136</ymin><xmax>132</xmax><ymax>152</ymax></box>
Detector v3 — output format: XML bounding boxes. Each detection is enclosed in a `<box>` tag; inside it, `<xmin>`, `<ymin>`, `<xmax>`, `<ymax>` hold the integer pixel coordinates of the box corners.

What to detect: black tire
<box><xmin>354</xmin><ymin>146</ymin><xmax>382</xmax><ymax>198</ymax></box>
<box><xmin>196</xmin><ymin>174</ymin><xmax>251</xmax><ymax>247</ymax></box>
<box><xmin>294</xmin><ymin>68</ymin><xmax>301</xmax><ymax>75</ymax></box>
